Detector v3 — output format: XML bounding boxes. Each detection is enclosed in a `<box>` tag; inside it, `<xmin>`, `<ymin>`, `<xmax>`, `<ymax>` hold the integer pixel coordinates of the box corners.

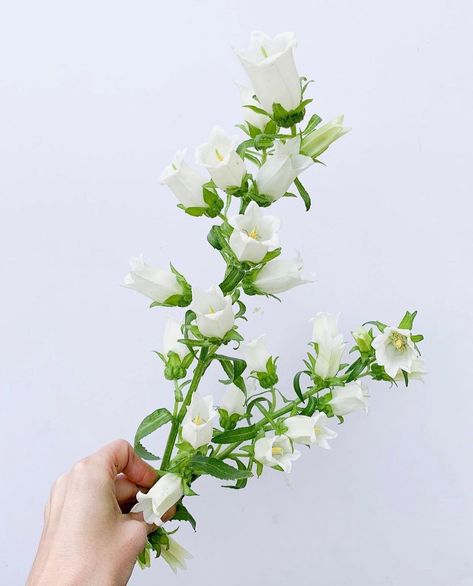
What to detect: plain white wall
<box><xmin>1</xmin><ymin>1</ymin><xmax>472</xmax><ymax>584</ymax></box>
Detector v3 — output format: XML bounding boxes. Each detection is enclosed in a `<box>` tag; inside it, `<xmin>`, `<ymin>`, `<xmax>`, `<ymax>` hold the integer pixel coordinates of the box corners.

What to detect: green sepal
<box><xmin>398</xmin><ymin>310</ymin><xmax>418</xmax><ymax>330</ymax></box>
<box><xmin>294</xmin><ymin>177</ymin><xmax>311</xmax><ymax>211</ymax></box>
<box><xmin>256</xmin><ymin>357</ymin><xmax>279</xmax><ymax>389</ymax></box>
<box><xmin>173</xmin><ymin>501</ymin><xmax>197</xmax><ymax>531</ymax></box>
<box><xmin>271</xmin><ymin>99</ymin><xmax>312</xmax><ymax>128</ymax></box>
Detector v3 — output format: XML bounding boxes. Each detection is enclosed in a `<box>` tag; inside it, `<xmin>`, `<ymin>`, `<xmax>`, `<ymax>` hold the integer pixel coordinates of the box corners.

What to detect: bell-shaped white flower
<box><xmin>253</xmin><ymin>252</ymin><xmax>313</xmax><ymax>294</ymax></box>
<box><xmin>221</xmin><ymin>383</ymin><xmax>246</xmax><ymax>416</ymax></box>
<box><xmin>236</xmin><ymin>31</ymin><xmax>301</xmax><ymax>112</ymax></box>
<box><xmin>238</xmin><ymin>83</ymin><xmax>270</xmax><ymax>130</ymax></box>
<box><xmin>371</xmin><ymin>327</ymin><xmax>419</xmax><ymax>378</ymax></box>
<box><xmin>182</xmin><ymin>394</ymin><xmax>216</xmax><ymax>449</ymax></box>
<box><xmin>285</xmin><ymin>412</ymin><xmax>338</xmax><ymax>449</ymax></box>
<box><xmin>329</xmin><ymin>381</ymin><xmax>369</xmax><ymax>416</ymax></box>
<box><xmin>229</xmin><ymin>201</ymin><xmax>281</xmax><ymax>263</ymax></box>
<box><xmin>131</xmin><ymin>473</ymin><xmax>183</xmax><ymax>526</ymax></box>
<box><xmin>254</xmin><ymin>434</ymin><xmax>301</xmax><ymax>473</ymax></box>
<box><xmin>161</xmin><ymin>536</ymin><xmax>193</xmax><ymax>574</ymax></box>
<box><xmin>394</xmin><ymin>357</ymin><xmax>427</xmax><ymax>382</ymax></box>
<box><xmin>311</xmin><ymin>312</ymin><xmax>345</xmax><ymax>379</ymax></box>
<box><xmin>195</xmin><ymin>126</ymin><xmax>246</xmax><ymax>190</ymax></box>
<box><xmin>301</xmin><ymin>116</ymin><xmax>350</xmax><ymax>159</ymax></box>
<box><xmin>191</xmin><ymin>285</ymin><xmax>234</xmax><ymax>338</ymax></box>
<box><xmin>256</xmin><ymin>137</ymin><xmax>313</xmax><ymax>201</ymax></box>
<box><xmin>123</xmin><ymin>256</ymin><xmax>182</xmax><ymax>303</ymax></box>
<box><xmin>241</xmin><ymin>334</ymin><xmax>271</xmax><ymax>372</ymax></box>
<box><xmin>162</xmin><ymin>318</ymin><xmax>190</xmax><ymax>361</ymax></box>
<box><xmin>160</xmin><ymin>149</ymin><xmax>207</xmax><ymax>208</ymax></box>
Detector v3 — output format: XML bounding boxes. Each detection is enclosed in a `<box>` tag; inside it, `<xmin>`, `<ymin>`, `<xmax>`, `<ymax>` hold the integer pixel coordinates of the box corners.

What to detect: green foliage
<box><xmin>134</xmin><ymin>408</ymin><xmax>173</xmax><ymax>460</ymax></box>
<box><xmin>190</xmin><ymin>454</ymin><xmax>253</xmax><ymax>480</ymax></box>
<box><xmin>212</xmin><ymin>425</ymin><xmax>258</xmax><ymax>444</ymax></box>
<box><xmin>173</xmin><ymin>501</ymin><xmax>197</xmax><ymax>531</ymax></box>
<box><xmin>294</xmin><ymin>177</ymin><xmax>311</xmax><ymax>211</ymax></box>
<box><xmin>398</xmin><ymin>310</ymin><xmax>418</xmax><ymax>330</ymax></box>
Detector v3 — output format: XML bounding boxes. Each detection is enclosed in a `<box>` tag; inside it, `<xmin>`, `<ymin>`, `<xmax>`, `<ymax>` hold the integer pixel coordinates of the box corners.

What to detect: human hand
<box><xmin>27</xmin><ymin>439</ymin><xmax>174</xmax><ymax>586</ymax></box>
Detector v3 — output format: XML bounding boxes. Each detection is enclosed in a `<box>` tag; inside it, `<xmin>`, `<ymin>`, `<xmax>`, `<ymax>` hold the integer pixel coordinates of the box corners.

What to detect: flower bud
<box><xmin>300</xmin><ymin>116</ymin><xmax>349</xmax><ymax>159</ymax></box>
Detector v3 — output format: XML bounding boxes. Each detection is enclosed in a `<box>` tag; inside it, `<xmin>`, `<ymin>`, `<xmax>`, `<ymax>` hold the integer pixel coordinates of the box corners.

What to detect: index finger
<box><xmin>90</xmin><ymin>439</ymin><xmax>157</xmax><ymax>488</ymax></box>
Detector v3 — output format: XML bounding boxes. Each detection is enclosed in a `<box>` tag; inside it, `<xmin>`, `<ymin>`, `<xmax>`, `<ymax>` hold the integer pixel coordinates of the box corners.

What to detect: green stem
<box><xmin>161</xmin><ymin>350</ymin><xmax>210</xmax><ymax>469</ymax></box>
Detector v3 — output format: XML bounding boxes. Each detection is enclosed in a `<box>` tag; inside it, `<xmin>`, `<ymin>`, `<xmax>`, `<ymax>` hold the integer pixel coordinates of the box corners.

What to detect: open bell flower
<box><xmin>160</xmin><ymin>149</ymin><xmax>207</xmax><ymax>208</ymax></box>
<box><xmin>254</xmin><ymin>434</ymin><xmax>301</xmax><ymax>473</ymax></box>
<box><xmin>329</xmin><ymin>381</ymin><xmax>369</xmax><ymax>416</ymax></box>
<box><xmin>195</xmin><ymin>126</ymin><xmax>246</xmax><ymax>190</ymax></box>
<box><xmin>285</xmin><ymin>412</ymin><xmax>338</xmax><ymax>449</ymax></box>
<box><xmin>161</xmin><ymin>536</ymin><xmax>193</xmax><ymax>574</ymax></box>
<box><xmin>311</xmin><ymin>312</ymin><xmax>345</xmax><ymax>379</ymax></box>
<box><xmin>256</xmin><ymin>137</ymin><xmax>313</xmax><ymax>201</ymax></box>
<box><xmin>229</xmin><ymin>201</ymin><xmax>280</xmax><ymax>263</ymax></box>
<box><xmin>221</xmin><ymin>383</ymin><xmax>246</xmax><ymax>416</ymax></box>
<box><xmin>123</xmin><ymin>256</ymin><xmax>182</xmax><ymax>303</ymax></box>
<box><xmin>162</xmin><ymin>318</ymin><xmax>190</xmax><ymax>361</ymax></box>
<box><xmin>253</xmin><ymin>252</ymin><xmax>313</xmax><ymax>295</ymax></box>
<box><xmin>191</xmin><ymin>285</ymin><xmax>234</xmax><ymax>338</ymax></box>
<box><xmin>372</xmin><ymin>327</ymin><xmax>419</xmax><ymax>378</ymax></box>
<box><xmin>238</xmin><ymin>83</ymin><xmax>270</xmax><ymax>130</ymax></box>
<box><xmin>182</xmin><ymin>394</ymin><xmax>216</xmax><ymax>449</ymax></box>
<box><xmin>301</xmin><ymin>115</ymin><xmax>350</xmax><ymax>159</ymax></box>
<box><xmin>236</xmin><ymin>31</ymin><xmax>301</xmax><ymax>113</ymax></box>
<box><xmin>241</xmin><ymin>334</ymin><xmax>271</xmax><ymax>372</ymax></box>
<box><xmin>131</xmin><ymin>473</ymin><xmax>183</xmax><ymax>526</ymax></box>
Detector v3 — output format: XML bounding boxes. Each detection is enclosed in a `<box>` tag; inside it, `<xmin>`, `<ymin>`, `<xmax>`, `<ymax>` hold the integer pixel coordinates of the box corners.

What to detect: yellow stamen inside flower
<box><xmin>215</xmin><ymin>148</ymin><xmax>224</xmax><ymax>162</ymax></box>
<box><xmin>193</xmin><ymin>415</ymin><xmax>204</xmax><ymax>425</ymax></box>
<box><xmin>272</xmin><ymin>446</ymin><xmax>283</xmax><ymax>456</ymax></box>
<box><xmin>248</xmin><ymin>227</ymin><xmax>259</xmax><ymax>239</ymax></box>
<box><xmin>391</xmin><ymin>332</ymin><xmax>407</xmax><ymax>351</ymax></box>
<box><xmin>260</xmin><ymin>45</ymin><xmax>269</xmax><ymax>59</ymax></box>
<box><xmin>208</xmin><ymin>305</ymin><xmax>216</xmax><ymax>314</ymax></box>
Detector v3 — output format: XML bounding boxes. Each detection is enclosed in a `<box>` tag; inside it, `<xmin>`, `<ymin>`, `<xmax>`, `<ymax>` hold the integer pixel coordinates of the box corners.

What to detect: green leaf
<box><xmin>212</xmin><ymin>425</ymin><xmax>258</xmax><ymax>444</ymax></box>
<box><xmin>173</xmin><ymin>502</ymin><xmax>197</xmax><ymax>531</ymax></box>
<box><xmin>293</xmin><ymin>371</ymin><xmax>306</xmax><ymax>402</ymax></box>
<box><xmin>300</xmin><ymin>396</ymin><xmax>318</xmax><ymax>417</ymax></box>
<box><xmin>220</xmin><ymin>265</ymin><xmax>245</xmax><ymax>294</ymax></box>
<box><xmin>244</xmin><ymin>104</ymin><xmax>270</xmax><ymax>117</ymax></box>
<box><xmin>294</xmin><ymin>177</ymin><xmax>311</xmax><ymax>211</ymax></box>
<box><xmin>222</xmin><ymin>458</ymin><xmax>249</xmax><ymax>490</ymax></box>
<box><xmin>411</xmin><ymin>334</ymin><xmax>424</xmax><ymax>343</ymax></box>
<box><xmin>398</xmin><ymin>310</ymin><xmax>418</xmax><ymax>330</ymax></box>
<box><xmin>363</xmin><ymin>320</ymin><xmax>387</xmax><ymax>333</ymax></box>
<box><xmin>190</xmin><ymin>455</ymin><xmax>253</xmax><ymax>480</ymax></box>
<box><xmin>304</xmin><ymin>113</ymin><xmax>322</xmax><ymax>134</ymax></box>
<box><xmin>134</xmin><ymin>408</ymin><xmax>173</xmax><ymax>460</ymax></box>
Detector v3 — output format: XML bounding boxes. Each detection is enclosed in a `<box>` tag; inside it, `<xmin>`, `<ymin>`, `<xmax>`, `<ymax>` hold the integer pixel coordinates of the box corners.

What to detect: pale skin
<box><xmin>27</xmin><ymin>440</ymin><xmax>175</xmax><ymax>586</ymax></box>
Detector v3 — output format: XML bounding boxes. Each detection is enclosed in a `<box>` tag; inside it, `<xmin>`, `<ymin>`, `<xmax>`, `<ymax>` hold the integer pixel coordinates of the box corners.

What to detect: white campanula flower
<box><xmin>161</xmin><ymin>536</ymin><xmax>193</xmax><ymax>574</ymax></box>
<box><xmin>256</xmin><ymin>136</ymin><xmax>313</xmax><ymax>201</ymax></box>
<box><xmin>191</xmin><ymin>285</ymin><xmax>234</xmax><ymax>338</ymax></box>
<box><xmin>162</xmin><ymin>318</ymin><xmax>190</xmax><ymax>361</ymax></box>
<box><xmin>311</xmin><ymin>312</ymin><xmax>345</xmax><ymax>379</ymax></box>
<box><xmin>195</xmin><ymin>126</ymin><xmax>246</xmax><ymax>190</ymax></box>
<box><xmin>131</xmin><ymin>473</ymin><xmax>183</xmax><ymax>526</ymax></box>
<box><xmin>329</xmin><ymin>381</ymin><xmax>369</xmax><ymax>416</ymax></box>
<box><xmin>394</xmin><ymin>357</ymin><xmax>427</xmax><ymax>382</ymax></box>
<box><xmin>240</xmin><ymin>334</ymin><xmax>271</xmax><ymax>372</ymax></box>
<box><xmin>371</xmin><ymin>327</ymin><xmax>419</xmax><ymax>378</ymax></box>
<box><xmin>254</xmin><ymin>434</ymin><xmax>301</xmax><ymax>473</ymax></box>
<box><xmin>182</xmin><ymin>394</ymin><xmax>216</xmax><ymax>449</ymax></box>
<box><xmin>285</xmin><ymin>412</ymin><xmax>338</xmax><ymax>449</ymax></box>
<box><xmin>237</xmin><ymin>83</ymin><xmax>270</xmax><ymax>130</ymax></box>
<box><xmin>254</xmin><ymin>252</ymin><xmax>313</xmax><ymax>295</ymax></box>
<box><xmin>221</xmin><ymin>383</ymin><xmax>246</xmax><ymax>416</ymax></box>
<box><xmin>301</xmin><ymin>115</ymin><xmax>350</xmax><ymax>159</ymax></box>
<box><xmin>123</xmin><ymin>256</ymin><xmax>182</xmax><ymax>303</ymax></box>
<box><xmin>160</xmin><ymin>149</ymin><xmax>207</xmax><ymax>208</ymax></box>
<box><xmin>236</xmin><ymin>31</ymin><xmax>301</xmax><ymax>113</ymax></box>
<box><xmin>229</xmin><ymin>201</ymin><xmax>281</xmax><ymax>263</ymax></box>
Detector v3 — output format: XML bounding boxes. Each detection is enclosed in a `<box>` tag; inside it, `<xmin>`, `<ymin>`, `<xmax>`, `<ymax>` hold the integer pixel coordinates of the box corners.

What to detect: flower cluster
<box><xmin>124</xmin><ymin>31</ymin><xmax>425</xmax><ymax>574</ymax></box>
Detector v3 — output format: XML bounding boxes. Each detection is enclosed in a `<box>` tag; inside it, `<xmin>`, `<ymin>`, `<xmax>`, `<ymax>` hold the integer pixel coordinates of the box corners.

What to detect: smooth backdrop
<box><xmin>1</xmin><ymin>1</ymin><xmax>472</xmax><ymax>584</ymax></box>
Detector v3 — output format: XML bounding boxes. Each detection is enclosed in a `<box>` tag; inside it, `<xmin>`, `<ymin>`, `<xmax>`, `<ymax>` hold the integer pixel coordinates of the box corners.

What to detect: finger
<box><xmin>127</xmin><ymin>504</ymin><xmax>176</xmax><ymax>529</ymax></box>
<box><xmin>127</xmin><ymin>512</ymin><xmax>159</xmax><ymax>535</ymax></box>
<box><xmin>114</xmin><ymin>474</ymin><xmax>139</xmax><ymax>505</ymax></box>
<box><xmin>88</xmin><ymin>439</ymin><xmax>157</xmax><ymax>487</ymax></box>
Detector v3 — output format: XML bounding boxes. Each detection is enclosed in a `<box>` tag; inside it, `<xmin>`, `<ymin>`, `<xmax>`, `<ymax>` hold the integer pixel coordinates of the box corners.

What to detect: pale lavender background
<box><xmin>1</xmin><ymin>1</ymin><xmax>472</xmax><ymax>584</ymax></box>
